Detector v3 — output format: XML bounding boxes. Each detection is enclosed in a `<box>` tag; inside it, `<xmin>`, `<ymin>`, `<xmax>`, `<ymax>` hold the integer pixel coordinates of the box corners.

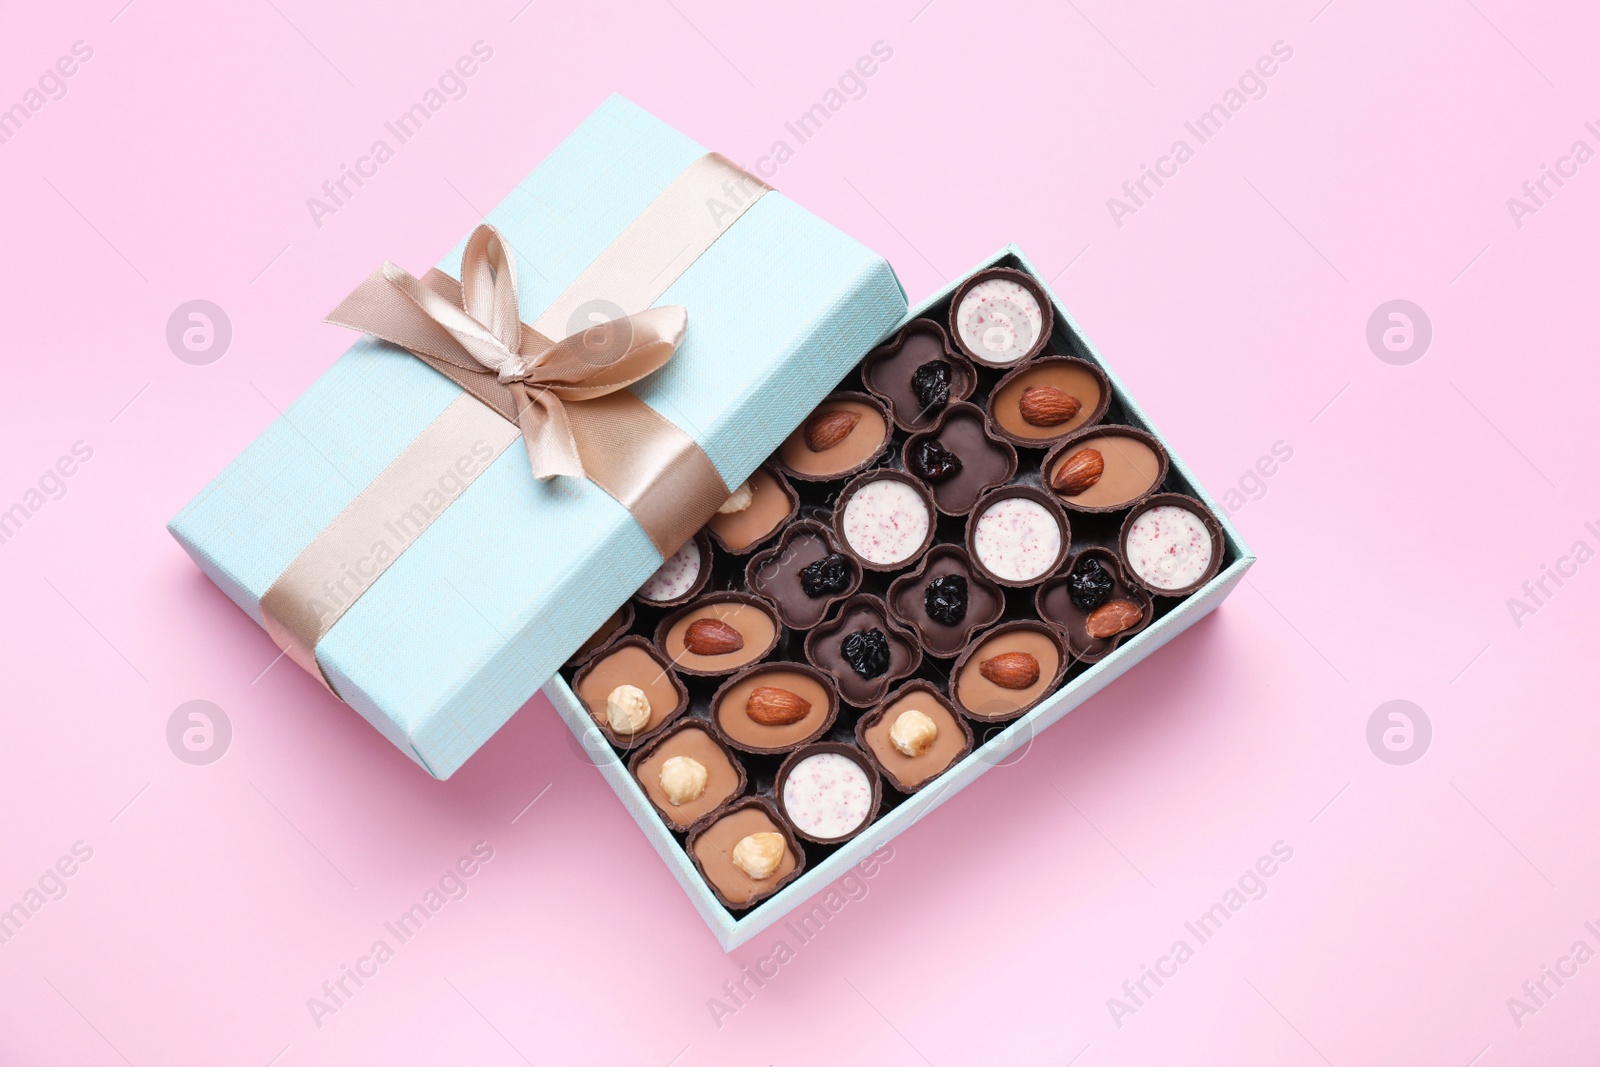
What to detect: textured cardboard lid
<box><xmin>169</xmin><ymin>95</ymin><xmax>907</xmax><ymax>777</ymax></box>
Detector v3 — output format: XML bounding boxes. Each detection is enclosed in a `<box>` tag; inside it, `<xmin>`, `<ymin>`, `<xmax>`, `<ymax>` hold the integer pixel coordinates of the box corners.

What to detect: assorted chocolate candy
<box><xmin>560</xmin><ymin>259</ymin><xmax>1227</xmax><ymax>915</ymax></box>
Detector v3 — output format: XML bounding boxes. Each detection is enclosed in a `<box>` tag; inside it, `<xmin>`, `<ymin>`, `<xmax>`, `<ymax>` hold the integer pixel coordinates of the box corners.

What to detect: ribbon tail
<box><xmin>512</xmin><ymin>384</ymin><xmax>584</xmax><ymax>481</ymax></box>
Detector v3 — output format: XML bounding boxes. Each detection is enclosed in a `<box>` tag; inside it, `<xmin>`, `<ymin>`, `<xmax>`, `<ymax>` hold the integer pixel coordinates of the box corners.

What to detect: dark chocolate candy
<box><xmin>804</xmin><ymin>594</ymin><xmax>920</xmax><ymax>706</ymax></box>
<box><xmin>1036</xmin><ymin>548</ymin><xmax>1153</xmax><ymax>664</ymax></box>
<box><xmin>860</xmin><ymin>319</ymin><xmax>976</xmax><ymax>432</ymax></box>
<box><xmin>886</xmin><ymin>546</ymin><xmax>1005</xmax><ymax>659</ymax></box>
<box><xmin>903</xmin><ymin>402</ymin><xmax>1017</xmax><ymax>516</ymax></box>
<box><xmin>745</xmin><ymin>521</ymin><xmax>861</xmax><ymax>630</ymax></box>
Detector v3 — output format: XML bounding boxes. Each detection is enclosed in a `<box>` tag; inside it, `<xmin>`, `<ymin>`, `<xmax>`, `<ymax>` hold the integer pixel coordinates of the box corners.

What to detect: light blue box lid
<box><xmin>169</xmin><ymin>95</ymin><xmax>907</xmax><ymax>778</ymax></box>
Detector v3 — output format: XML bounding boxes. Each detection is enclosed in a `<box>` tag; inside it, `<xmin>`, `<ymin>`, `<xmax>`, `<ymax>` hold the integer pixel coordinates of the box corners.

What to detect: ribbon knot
<box><xmin>330</xmin><ymin>224</ymin><xmax>688</xmax><ymax>482</ymax></box>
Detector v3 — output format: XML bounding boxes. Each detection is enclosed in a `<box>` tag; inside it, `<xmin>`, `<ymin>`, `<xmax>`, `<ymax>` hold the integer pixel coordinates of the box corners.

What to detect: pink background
<box><xmin>3</xmin><ymin>0</ymin><xmax>1597</xmax><ymax>1063</ymax></box>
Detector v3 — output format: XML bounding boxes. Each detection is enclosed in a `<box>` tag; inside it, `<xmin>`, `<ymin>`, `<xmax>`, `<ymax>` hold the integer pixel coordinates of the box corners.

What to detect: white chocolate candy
<box><xmin>730</xmin><ymin>832</ymin><xmax>786</xmax><ymax>880</ymax></box>
<box><xmin>972</xmin><ymin>496</ymin><xmax>1061</xmax><ymax>582</ymax></box>
<box><xmin>782</xmin><ymin>752</ymin><xmax>872</xmax><ymax>839</ymax></box>
<box><xmin>658</xmin><ymin>755</ymin><xmax>709</xmax><ymax>805</ymax></box>
<box><xmin>889</xmin><ymin>708</ymin><xmax>938</xmax><ymax>757</ymax></box>
<box><xmin>605</xmin><ymin>684</ymin><xmax>651</xmax><ymax>735</ymax></box>
<box><xmin>1125</xmin><ymin>505</ymin><xmax>1213</xmax><ymax>590</ymax></box>
<box><xmin>639</xmin><ymin>539</ymin><xmax>701</xmax><ymax>601</ymax></box>
<box><xmin>955</xmin><ymin>278</ymin><xmax>1042</xmax><ymax>364</ymax></box>
<box><xmin>841</xmin><ymin>479</ymin><xmax>929</xmax><ymax>566</ymax></box>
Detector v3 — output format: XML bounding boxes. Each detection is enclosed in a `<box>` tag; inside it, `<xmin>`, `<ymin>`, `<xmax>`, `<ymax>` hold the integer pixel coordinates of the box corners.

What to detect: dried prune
<box><xmin>840</xmin><ymin>628</ymin><xmax>890</xmax><ymax>679</ymax></box>
<box><xmin>924</xmin><ymin>573</ymin><xmax>968</xmax><ymax>627</ymax></box>
<box><xmin>910</xmin><ymin>360</ymin><xmax>952</xmax><ymax>414</ymax></box>
<box><xmin>1068</xmin><ymin>556</ymin><xmax>1114</xmax><ymax>611</ymax></box>
<box><xmin>800</xmin><ymin>553</ymin><xmax>852</xmax><ymax>598</ymax></box>
<box><xmin>908</xmin><ymin>438</ymin><xmax>963</xmax><ymax>482</ymax></box>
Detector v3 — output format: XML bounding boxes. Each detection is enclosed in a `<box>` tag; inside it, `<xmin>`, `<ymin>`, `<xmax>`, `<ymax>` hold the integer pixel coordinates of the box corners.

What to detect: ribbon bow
<box><xmin>327</xmin><ymin>224</ymin><xmax>688</xmax><ymax>481</ymax></box>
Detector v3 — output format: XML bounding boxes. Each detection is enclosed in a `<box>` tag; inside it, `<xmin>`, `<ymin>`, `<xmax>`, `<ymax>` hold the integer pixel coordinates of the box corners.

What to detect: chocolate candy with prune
<box><xmin>861</xmin><ymin>318</ymin><xmax>976</xmax><ymax>431</ymax></box>
<box><xmin>804</xmin><ymin>593</ymin><xmax>921</xmax><ymax>706</ymax></box>
<box><xmin>745</xmin><ymin>520</ymin><xmax>862</xmax><ymax>630</ymax></box>
<box><xmin>886</xmin><ymin>545</ymin><xmax>1004</xmax><ymax>658</ymax></box>
<box><xmin>1036</xmin><ymin>548</ymin><xmax>1153</xmax><ymax>663</ymax></box>
<box><xmin>902</xmin><ymin>402</ymin><xmax>1017</xmax><ymax>515</ymax></box>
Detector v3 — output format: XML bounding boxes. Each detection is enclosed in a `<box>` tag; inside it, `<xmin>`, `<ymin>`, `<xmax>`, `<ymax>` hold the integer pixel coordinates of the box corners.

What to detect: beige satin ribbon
<box><xmin>261</xmin><ymin>152</ymin><xmax>771</xmax><ymax>694</ymax></box>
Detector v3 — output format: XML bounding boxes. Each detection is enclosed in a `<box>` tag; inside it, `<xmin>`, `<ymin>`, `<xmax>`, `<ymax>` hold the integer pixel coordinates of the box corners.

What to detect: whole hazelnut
<box><xmin>659</xmin><ymin>755</ymin><xmax>709</xmax><ymax>806</ymax></box>
<box><xmin>730</xmin><ymin>832</ymin><xmax>786</xmax><ymax>881</ymax></box>
<box><xmin>718</xmin><ymin>480</ymin><xmax>754</xmax><ymax>514</ymax></box>
<box><xmin>889</xmin><ymin>708</ymin><xmax>938</xmax><ymax>757</ymax></box>
<box><xmin>605</xmin><ymin>684</ymin><xmax>651</xmax><ymax>735</ymax></box>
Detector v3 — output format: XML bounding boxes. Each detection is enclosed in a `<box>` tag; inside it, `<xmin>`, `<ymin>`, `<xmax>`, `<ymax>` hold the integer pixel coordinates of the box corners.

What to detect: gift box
<box><xmin>172</xmin><ymin>94</ymin><xmax>1255</xmax><ymax>954</ymax></box>
<box><xmin>541</xmin><ymin>246</ymin><xmax>1255</xmax><ymax>951</ymax></box>
<box><xmin>168</xmin><ymin>95</ymin><xmax>908</xmax><ymax>778</ymax></box>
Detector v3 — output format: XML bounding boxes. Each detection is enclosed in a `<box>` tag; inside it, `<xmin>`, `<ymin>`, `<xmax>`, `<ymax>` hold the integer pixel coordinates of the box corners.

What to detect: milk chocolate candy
<box><xmin>705</xmin><ymin>465</ymin><xmax>799</xmax><ymax>555</ymax></box>
<box><xmin>628</xmin><ymin>720</ymin><xmax>747</xmax><ymax>832</ymax></box>
<box><xmin>776</xmin><ymin>391</ymin><xmax>891</xmax><ymax>482</ymax></box>
<box><xmin>686</xmin><ymin>797</ymin><xmax>806</xmax><ymax>911</ymax></box>
<box><xmin>856</xmin><ymin>681</ymin><xmax>974</xmax><ymax>793</ymax></box>
<box><xmin>711</xmin><ymin>662</ymin><xmax>839</xmax><ymax>755</ymax></box>
<box><xmin>655</xmin><ymin>593</ymin><xmax>780</xmax><ymax>677</ymax></box>
<box><xmin>1042</xmin><ymin>426</ymin><xmax>1170</xmax><ymax>513</ymax></box>
<box><xmin>987</xmin><ymin>356</ymin><xmax>1111</xmax><ymax>448</ymax></box>
<box><xmin>951</xmin><ymin>621</ymin><xmax>1069</xmax><ymax>722</ymax></box>
<box><xmin>570</xmin><ymin>636</ymin><xmax>690</xmax><ymax>748</ymax></box>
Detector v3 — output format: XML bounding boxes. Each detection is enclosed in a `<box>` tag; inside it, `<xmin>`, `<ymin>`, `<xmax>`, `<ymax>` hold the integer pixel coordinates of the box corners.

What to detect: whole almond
<box><xmin>746</xmin><ymin>686</ymin><xmax>812</xmax><ymax>726</ymax></box>
<box><xmin>978</xmin><ymin>651</ymin><xmax>1040</xmax><ymax>690</ymax></box>
<box><xmin>1084</xmin><ymin>599</ymin><xmax>1143</xmax><ymax>639</ymax></box>
<box><xmin>1050</xmin><ymin>447</ymin><xmax>1105</xmax><ymax>495</ymax></box>
<box><xmin>804</xmin><ymin>409</ymin><xmax>860</xmax><ymax>452</ymax></box>
<box><xmin>684</xmin><ymin>617</ymin><xmax>745</xmax><ymax>656</ymax></box>
<box><xmin>1018</xmin><ymin>386</ymin><xmax>1082</xmax><ymax>428</ymax></box>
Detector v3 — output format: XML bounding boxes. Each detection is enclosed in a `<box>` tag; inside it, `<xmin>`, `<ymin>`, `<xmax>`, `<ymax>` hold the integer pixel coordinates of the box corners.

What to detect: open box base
<box><xmin>542</xmin><ymin>244</ymin><xmax>1255</xmax><ymax>951</ymax></box>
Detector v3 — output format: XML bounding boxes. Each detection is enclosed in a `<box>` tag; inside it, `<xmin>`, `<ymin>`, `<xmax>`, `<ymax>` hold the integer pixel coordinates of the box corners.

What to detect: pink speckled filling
<box><xmin>639</xmin><ymin>539</ymin><xmax>701</xmax><ymax>601</ymax></box>
<box><xmin>782</xmin><ymin>753</ymin><xmax>872</xmax><ymax>838</ymax></box>
<box><xmin>972</xmin><ymin>496</ymin><xmax>1061</xmax><ymax>582</ymax></box>
<box><xmin>954</xmin><ymin>278</ymin><xmax>1042</xmax><ymax>363</ymax></box>
<box><xmin>1125</xmin><ymin>505</ymin><xmax>1213</xmax><ymax>590</ymax></box>
<box><xmin>841</xmin><ymin>478</ymin><xmax>929</xmax><ymax>565</ymax></box>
